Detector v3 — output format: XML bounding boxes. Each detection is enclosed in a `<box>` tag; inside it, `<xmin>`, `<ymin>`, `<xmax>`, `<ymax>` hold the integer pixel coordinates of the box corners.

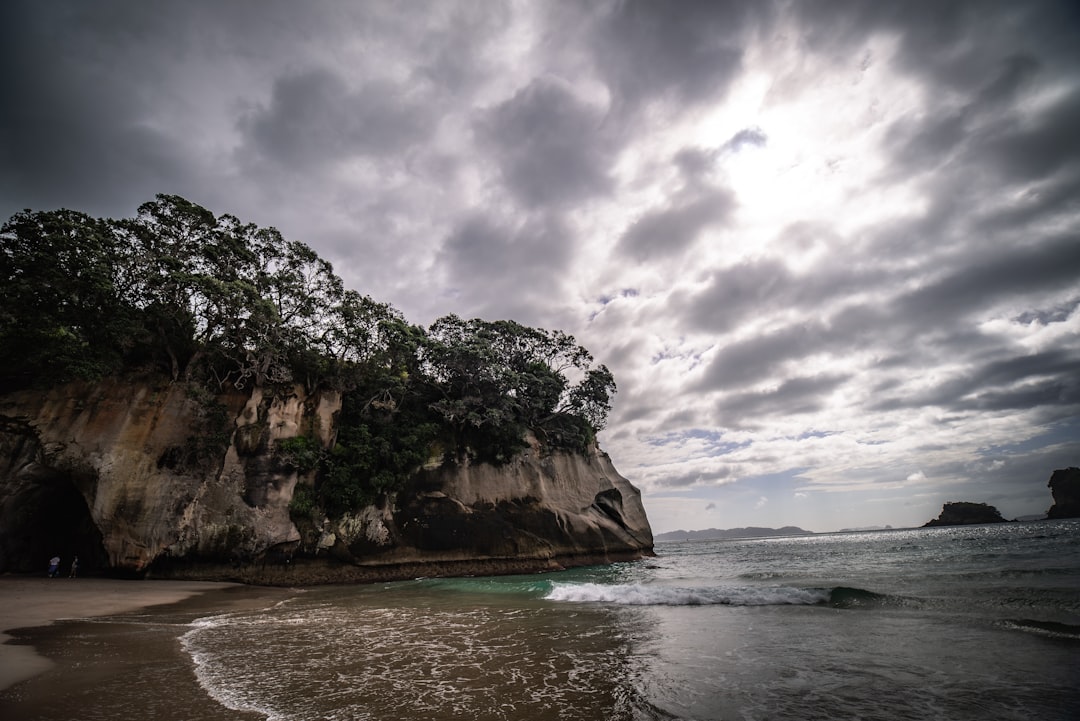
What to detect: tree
<box><xmin>0</xmin><ymin>209</ymin><xmax>143</xmax><ymax>384</ymax></box>
<box><xmin>423</xmin><ymin>315</ymin><xmax>617</xmax><ymax>456</ymax></box>
<box><xmin>1</xmin><ymin>195</ymin><xmax>620</xmax><ymax>517</ymax></box>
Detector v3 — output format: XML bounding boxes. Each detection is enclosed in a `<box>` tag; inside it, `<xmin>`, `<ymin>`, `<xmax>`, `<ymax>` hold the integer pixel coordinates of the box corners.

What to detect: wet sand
<box><xmin>0</xmin><ymin>575</ymin><xmax>293</xmax><ymax>720</ymax></box>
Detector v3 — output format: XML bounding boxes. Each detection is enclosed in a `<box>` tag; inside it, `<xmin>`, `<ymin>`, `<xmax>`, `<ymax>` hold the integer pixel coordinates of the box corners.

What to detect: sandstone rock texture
<box><xmin>0</xmin><ymin>377</ymin><xmax>652</xmax><ymax>584</ymax></box>
<box><xmin>1045</xmin><ymin>467</ymin><xmax>1080</xmax><ymax>519</ymax></box>
<box><xmin>922</xmin><ymin>501</ymin><xmax>1008</xmax><ymax>527</ymax></box>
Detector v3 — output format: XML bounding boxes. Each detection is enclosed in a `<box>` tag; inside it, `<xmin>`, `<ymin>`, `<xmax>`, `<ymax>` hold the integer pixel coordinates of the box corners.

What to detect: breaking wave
<box><xmin>543</xmin><ymin>583</ymin><xmax>914</xmax><ymax>609</ymax></box>
<box><xmin>544</xmin><ymin>582</ymin><xmax>830</xmax><ymax>606</ymax></box>
<box><xmin>998</xmin><ymin>619</ymin><xmax>1080</xmax><ymax>641</ymax></box>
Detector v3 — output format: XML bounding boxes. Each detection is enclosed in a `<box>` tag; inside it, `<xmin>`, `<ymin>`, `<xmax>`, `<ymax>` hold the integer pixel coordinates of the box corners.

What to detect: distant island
<box><xmin>923</xmin><ymin>501</ymin><xmax>1008</xmax><ymax>527</ymax></box>
<box><xmin>654</xmin><ymin>526</ymin><xmax>812</xmax><ymax>542</ymax></box>
<box><xmin>839</xmin><ymin>525</ymin><xmax>894</xmax><ymax>532</ymax></box>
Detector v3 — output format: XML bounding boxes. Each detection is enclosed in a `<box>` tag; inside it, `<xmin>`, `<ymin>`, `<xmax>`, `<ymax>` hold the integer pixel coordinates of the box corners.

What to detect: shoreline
<box><xmin>0</xmin><ymin>575</ymin><xmax>293</xmax><ymax>709</ymax></box>
<box><xmin>0</xmin><ymin>575</ymin><xmax>244</xmax><ymax>691</ymax></box>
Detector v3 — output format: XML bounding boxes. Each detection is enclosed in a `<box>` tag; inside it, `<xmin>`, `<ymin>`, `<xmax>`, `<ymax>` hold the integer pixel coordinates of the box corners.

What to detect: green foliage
<box><xmin>424</xmin><ymin>315</ymin><xmax>617</xmax><ymax>441</ymax></box>
<box><xmin>319</xmin><ymin>393</ymin><xmax>440</xmax><ymax>516</ymax></box>
<box><xmin>540</xmin><ymin>412</ymin><xmax>596</xmax><ymax>455</ymax></box>
<box><xmin>1</xmin><ymin>196</ymin><xmax>621</xmax><ymax>516</ymax></box>
<box><xmin>0</xmin><ymin>209</ymin><xmax>146</xmax><ymax>385</ymax></box>
<box><xmin>275</xmin><ymin>436</ymin><xmax>321</xmax><ymax>473</ymax></box>
<box><xmin>289</xmin><ymin>482</ymin><xmax>319</xmax><ymax>521</ymax></box>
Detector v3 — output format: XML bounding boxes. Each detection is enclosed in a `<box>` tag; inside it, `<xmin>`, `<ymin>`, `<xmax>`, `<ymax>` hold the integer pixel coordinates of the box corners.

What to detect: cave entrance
<box><xmin>0</xmin><ymin>472</ymin><xmax>108</xmax><ymax>576</ymax></box>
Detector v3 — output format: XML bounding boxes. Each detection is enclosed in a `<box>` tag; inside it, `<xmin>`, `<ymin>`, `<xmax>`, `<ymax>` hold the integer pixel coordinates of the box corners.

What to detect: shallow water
<box><xmin>179</xmin><ymin>520</ymin><xmax>1080</xmax><ymax>720</ymax></box>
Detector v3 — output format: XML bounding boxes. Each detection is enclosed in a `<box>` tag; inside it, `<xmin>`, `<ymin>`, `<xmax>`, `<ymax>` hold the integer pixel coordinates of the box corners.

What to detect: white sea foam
<box><xmin>544</xmin><ymin>582</ymin><xmax>830</xmax><ymax>606</ymax></box>
<box><xmin>181</xmin><ymin>615</ymin><xmax>281</xmax><ymax>721</ymax></box>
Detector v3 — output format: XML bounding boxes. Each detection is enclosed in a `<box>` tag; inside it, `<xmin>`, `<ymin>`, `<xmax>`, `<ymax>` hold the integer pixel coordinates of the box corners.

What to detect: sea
<box><xmin>6</xmin><ymin>519</ymin><xmax>1080</xmax><ymax>720</ymax></box>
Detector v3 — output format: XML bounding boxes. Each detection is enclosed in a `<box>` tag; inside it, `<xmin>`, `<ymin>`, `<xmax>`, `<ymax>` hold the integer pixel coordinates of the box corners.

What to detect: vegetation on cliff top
<box><xmin>0</xmin><ymin>195</ymin><xmax>616</xmax><ymax>514</ymax></box>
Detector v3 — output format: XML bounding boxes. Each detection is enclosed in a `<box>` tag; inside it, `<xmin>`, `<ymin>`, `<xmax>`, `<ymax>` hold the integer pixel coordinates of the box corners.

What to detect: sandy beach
<box><xmin>0</xmin><ymin>569</ymin><xmax>295</xmax><ymax>716</ymax></box>
<box><xmin>0</xmin><ymin>576</ymin><xmax>254</xmax><ymax>691</ymax></box>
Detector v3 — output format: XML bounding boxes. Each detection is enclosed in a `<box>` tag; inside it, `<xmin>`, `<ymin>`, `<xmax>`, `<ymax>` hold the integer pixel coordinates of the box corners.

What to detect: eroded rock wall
<box><xmin>0</xmin><ymin>377</ymin><xmax>329</xmax><ymax>575</ymax></box>
<box><xmin>0</xmin><ymin>377</ymin><xmax>653</xmax><ymax>583</ymax></box>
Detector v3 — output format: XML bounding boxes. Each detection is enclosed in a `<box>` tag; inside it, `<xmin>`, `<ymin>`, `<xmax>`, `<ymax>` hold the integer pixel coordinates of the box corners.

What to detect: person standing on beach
<box><xmin>48</xmin><ymin>555</ymin><xmax>60</xmax><ymax>577</ymax></box>
<box><xmin>69</xmin><ymin>555</ymin><xmax>79</xmax><ymax>578</ymax></box>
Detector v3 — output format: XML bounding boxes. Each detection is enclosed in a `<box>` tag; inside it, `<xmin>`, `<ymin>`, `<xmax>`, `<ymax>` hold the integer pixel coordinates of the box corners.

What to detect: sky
<box><xmin>3</xmin><ymin>1</ymin><xmax>1079</xmax><ymax>534</ymax></box>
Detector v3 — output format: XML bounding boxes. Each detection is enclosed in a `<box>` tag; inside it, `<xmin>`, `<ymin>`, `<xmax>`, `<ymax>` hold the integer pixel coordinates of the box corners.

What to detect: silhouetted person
<box><xmin>69</xmin><ymin>556</ymin><xmax>79</xmax><ymax>578</ymax></box>
<box><xmin>48</xmin><ymin>555</ymin><xmax>60</xmax><ymax>577</ymax></box>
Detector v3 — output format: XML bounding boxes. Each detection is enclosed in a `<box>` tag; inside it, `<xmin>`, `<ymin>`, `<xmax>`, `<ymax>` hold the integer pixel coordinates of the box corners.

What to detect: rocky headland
<box><xmin>0</xmin><ymin>377</ymin><xmax>653</xmax><ymax>584</ymax></box>
<box><xmin>0</xmin><ymin>196</ymin><xmax>653</xmax><ymax>585</ymax></box>
<box><xmin>654</xmin><ymin>526</ymin><xmax>812</xmax><ymax>542</ymax></box>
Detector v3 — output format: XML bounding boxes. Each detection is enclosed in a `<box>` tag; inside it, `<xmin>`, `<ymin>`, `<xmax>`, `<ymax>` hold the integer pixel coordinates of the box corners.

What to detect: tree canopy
<box><xmin>0</xmin><ymin>195</ymin><xmax>617</xmax><ymax>513</ymax></box>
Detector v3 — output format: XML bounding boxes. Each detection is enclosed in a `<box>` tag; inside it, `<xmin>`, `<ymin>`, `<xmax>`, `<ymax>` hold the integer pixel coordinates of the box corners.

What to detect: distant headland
<box><xmin>654</xmin><ymin>526</ymin><xmax>812</xmax><ymax>542</ymax></box>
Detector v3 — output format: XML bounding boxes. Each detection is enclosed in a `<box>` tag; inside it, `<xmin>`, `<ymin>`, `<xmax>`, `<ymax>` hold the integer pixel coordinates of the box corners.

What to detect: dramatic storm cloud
<box><xmin>3</xmin><ymin>0</ymin><xmax>1078</xmax><ymax>532</ymax></box>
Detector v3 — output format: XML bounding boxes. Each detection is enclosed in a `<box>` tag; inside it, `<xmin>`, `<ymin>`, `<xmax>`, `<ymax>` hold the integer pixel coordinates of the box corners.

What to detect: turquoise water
<box><xmin>181</xmin><ymin>520</ymin><xmax>1080</xmax><ymax>720</ymax></box>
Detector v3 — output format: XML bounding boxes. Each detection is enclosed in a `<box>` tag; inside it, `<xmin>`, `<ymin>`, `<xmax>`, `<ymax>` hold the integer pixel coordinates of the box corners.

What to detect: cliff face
<box><xmin>0</xmin><ymin>377</ymin><xmax>652</xmax><ymax>583</ymax></box>
<box><xmin>1046</xmin><ymin>467</ymin><xmax>1080</xmax><ymax>519</ymax></box>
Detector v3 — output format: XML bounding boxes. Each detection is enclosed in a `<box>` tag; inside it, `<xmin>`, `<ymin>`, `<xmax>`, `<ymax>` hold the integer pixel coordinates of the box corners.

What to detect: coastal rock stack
<box><xmin>922</xmin><ymin>501</ymin><xmax>1008</xmax><ymax>527</ymax></box>
<box><xmin>1046</xmin><ymin>467</ymin><xmax>1080</xmax><ymax>519</ymax></box>
<box><xmin>0</xmin><ymin>377</ymin><xmax>653</xmax><ymax>583</ymax></box>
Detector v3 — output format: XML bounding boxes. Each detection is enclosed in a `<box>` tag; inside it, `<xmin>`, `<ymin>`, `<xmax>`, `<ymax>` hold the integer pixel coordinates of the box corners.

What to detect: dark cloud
<box><xmin>657</xmin><ymin>466</ymin><xmax>736</xmax><ymax>489</ymax></box>
<box><xmin>893</xmin><ymin>75</ymin><xmax>1080</xmax><ymax>200</ymax></box>
<box><xmin>691</xmin><ymin>231</ymin><xmax>1080</xmax><ymax>416</ymax></box>
<box><xmin>885</xmin><ymin>113</ymin><xmax>968</xmax><ymax>177</ymax></box>
<box><xmin>436</xmin><ymin>211</ymin><xmax>574</xmax><ymax>324</ymax></box>
<box><xmin>794</xmin><ymin>1</ymin><xmax>1079</xmax><ymax>92</ymax></box>
<box><xmin>0</xmin><ymin>1</ymin><xmax>194</xmax><ymax>217</ymax></box>
<box><xmin>591</xmin><ymin>0</ymin><xmax>768</xmax><ymax>110</ymax></box>
<box><xmin>982</xmin><ymin>92</ymin><xmax>1080</xmax><ymax>182</ymax></box>
<box><xmin>673</xmin><ymin>148</ymin><xmax>719</xmax><ymax>179</ymax></box>
<box><xmin>615</xmin><ymin>143</ymin><xmax>740</xmax><ymax>262</ymax></box>
<box><xmin>971</xmin><ymin>54</ymin><xmax>1042</xmax><ymax>112</ymax></box>
<box><xmin>617</xmin><ymin>190</ymin><xmax>735</xmax><ymax>262</ymax></box>
<box><xmin>677</xmin><ymin>250</ymin><xmax>890</xmax><ymax>337</ymax></box>
<box><xmin>1013</xmin><ymin>297</ymin><xmax>1080</xmax><ymax>326</ymax></box>
<box><xmin>239</xmin><ymin>69</ymin><xmax>435</xmax><ymax>167</ymax></box>
<box><xmin>715</xmin><ymin>374</ymin><xmax>851</xmax><ymax>427</ymax></box>
<box><xmin>873</xmin><ymin>350</ymin><xmax>1080</xmax><ymax>414</ymax></box>
<box><xmin>696</xmin><ymin>322</ymin><xmax>827</xmax><ymax>392</ymax></box>
<box><xmin>893</xmin><ymin>233</ymin><xmax>1080</xmax><ymax>324</ymax></box>
<box><xmin>477</xmin><ymin>78</ymin><xmax>614</xmax><ymax>208</ymax></box>
<box><xmin>679</xmin><ymin>259</ymin><xmax>792</xmax><ymax>334</ymax></box>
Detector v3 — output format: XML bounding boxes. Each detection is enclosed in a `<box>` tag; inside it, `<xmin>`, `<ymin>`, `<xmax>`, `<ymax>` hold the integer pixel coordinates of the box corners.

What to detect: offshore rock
<box><xmin>1045</xmin><ymin>467</ymin><xmax>1080</xmax><ymax>519</ymax></box>
<box><xmin>922</xmin><ymin>501</ymin><xmax>1008</xmax><ymax>527</ymax></box>
<box><xmin>0</xmin><ymin>376</ymin><xmax>652</xmax><ymax>583</ymax></box>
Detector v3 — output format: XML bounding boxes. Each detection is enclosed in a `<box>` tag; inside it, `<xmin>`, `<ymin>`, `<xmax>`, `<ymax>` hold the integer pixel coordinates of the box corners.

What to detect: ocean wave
<box><xmin>998</xmin><ymin>619</ymin><xmax>1080</xmax><ymax>641</ymax></box>
<box><xmin>826</xmin><ymin>586</ymin><xmax>901</xmax><ymax>609</ymax></box>
<box><xmin>544</xmin><ymin>582</ymin><xmax>831</xmax><ymax>606</ymax></box>
<box><xmin>181</xmin><ymin>615</ymin><xmax>281</xmax><ymax>721</ymax></box>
